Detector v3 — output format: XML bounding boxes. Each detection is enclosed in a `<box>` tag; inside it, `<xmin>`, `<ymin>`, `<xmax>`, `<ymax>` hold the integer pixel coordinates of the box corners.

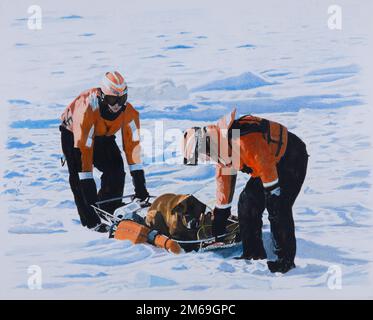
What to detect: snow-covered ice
<box><xmin>1</xmin><ymin>0</ymin><xmax>373</xmax><ymax>299</ymax></box>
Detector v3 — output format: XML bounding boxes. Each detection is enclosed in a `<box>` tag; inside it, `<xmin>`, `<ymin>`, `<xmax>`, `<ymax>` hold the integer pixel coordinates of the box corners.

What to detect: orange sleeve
<box><xmin>72</xmin><ymin>96</ymin><xmax>96</xmax><ymax>175</ymax></box>
<box><xmin>122</xmin><ymin>104</ymin><xmax>142</xmax><ymax>171</ymax></box>
<box><xmin>215</xmin><ymin>165</ymin><xmax>237</xmax><ymax>208</ymax></box>
<box><xmin>252</xmin><ymin>138</ymin><xmax>279</xmax><ymax>187</ymax></box>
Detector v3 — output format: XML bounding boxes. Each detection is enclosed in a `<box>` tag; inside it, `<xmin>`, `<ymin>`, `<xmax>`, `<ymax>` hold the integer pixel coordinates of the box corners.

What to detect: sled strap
<box><xmin>175</xmin><ymin>221</ymin><xmax>240</xmax><ymax>245</ymax></box>
<box><xmin>147</xmin><ymin>229</ymin><xmax>159</xmax><ymax>245</ymax></box>
<box><xmin>275</xmin><ymin>125</ymin><xmax>283</xmax><ymax>157</ymax></box>
<box><xmin>163</xmin><ymin>238</ymin><xmax>171</xmax><ymax>250</ymax></box>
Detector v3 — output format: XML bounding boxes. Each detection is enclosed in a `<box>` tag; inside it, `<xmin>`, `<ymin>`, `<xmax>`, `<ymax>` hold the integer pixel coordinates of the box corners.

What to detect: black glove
<box><xmin>212</xmin><ymin>207</ymin><xmax>231</xmax><ymax>238</ymax></box>
<box><xmin>130</xmin><ymin>169</ymin><xmax>149</xmax><ymax>201</ymax></box>
<box><xmin>79</xmin><ymin>178</ymin><xmax>101</xmax><ymax>228</ymax></box>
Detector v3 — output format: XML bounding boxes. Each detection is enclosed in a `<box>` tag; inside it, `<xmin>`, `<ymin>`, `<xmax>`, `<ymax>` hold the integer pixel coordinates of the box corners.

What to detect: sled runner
<box><xmin>91</xmin><ymin>194</ymin><xmax>241</xmax><ymax>253</ymax></box>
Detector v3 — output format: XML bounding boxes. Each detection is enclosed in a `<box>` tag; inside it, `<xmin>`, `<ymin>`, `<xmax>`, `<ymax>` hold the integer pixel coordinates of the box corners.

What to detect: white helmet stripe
<box><xmin>102</xmin><ymin>77</ymin><xmax>127</xmax><ymax>91</ymax></box>
<box><xmin>112</xmin><ymin>72</ymin><xmax>120</xmax><ymax>84</ymax></box>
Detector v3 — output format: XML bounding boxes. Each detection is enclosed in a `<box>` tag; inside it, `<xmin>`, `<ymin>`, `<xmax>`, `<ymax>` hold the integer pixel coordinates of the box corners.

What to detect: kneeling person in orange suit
<box><xmin>60</xmin><ymin>71</ymin><xmax>149</xmax><ymax>232</ymax></box>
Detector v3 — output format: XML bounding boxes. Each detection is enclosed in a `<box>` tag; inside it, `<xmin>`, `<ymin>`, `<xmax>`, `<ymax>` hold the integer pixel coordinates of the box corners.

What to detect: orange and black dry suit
<box><xmin>60</xmin><ymin>88</ymin><xmax>148</xmax><ymax>228</ymax></box>
<box><xmin>214</xmin><ymin>110</ymin><xmax>308</xmax><ymax>263</ymax></box>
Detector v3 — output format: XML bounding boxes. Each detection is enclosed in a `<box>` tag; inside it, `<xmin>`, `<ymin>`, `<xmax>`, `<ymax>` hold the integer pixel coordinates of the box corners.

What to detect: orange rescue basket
<box><xmin>114</xmin><ymin>220</ymin><xmax>181</xmax><ymax>254</ymax></box>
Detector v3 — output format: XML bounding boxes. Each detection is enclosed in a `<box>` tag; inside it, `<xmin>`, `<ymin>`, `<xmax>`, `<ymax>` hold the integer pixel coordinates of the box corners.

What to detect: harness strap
<box><xmin>164</xmin><ymin>238</ymin><xmax>171</xmax><ymax>250</ymax></box>
<box><xmin>229</xmin><ymin>117</ymin><xmax>284</xmax><ymax>156</ymax></box>
<box><xmin>275</xmin><ymin>125</ymin><xmax>284</xmax><ymax>157</ymax></box>
<box><xmin>147</xmin><ymin>229</ymin><xmax>159</xmax><ymax>244</ymax></box>
<box><xmin>265</xmin><ymin>119</ymin><xmax>271</xmax><ymax>144</ymax></box>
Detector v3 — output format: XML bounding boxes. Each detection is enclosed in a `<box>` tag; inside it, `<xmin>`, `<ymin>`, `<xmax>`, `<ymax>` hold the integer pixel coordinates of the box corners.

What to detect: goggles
<box><xmin>101</xmin><ymin>93</ymin><xmax>128</xmax><ymax>107</ymax></box>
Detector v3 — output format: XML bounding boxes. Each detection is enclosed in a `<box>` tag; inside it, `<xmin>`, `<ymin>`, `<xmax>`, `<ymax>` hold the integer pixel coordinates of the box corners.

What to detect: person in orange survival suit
<box><xmin>60</xmin><ymin>71</ymin><xmax>149</xmax><ymax>233</ymax></box>
<box><xmin>183</xmin><ymin>109</ymin><xmax>308</xmax><ymax>273</ymax></box>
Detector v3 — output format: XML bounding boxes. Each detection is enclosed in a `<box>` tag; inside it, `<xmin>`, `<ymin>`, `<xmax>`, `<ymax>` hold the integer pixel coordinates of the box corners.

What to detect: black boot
<box><xmin>131</xmin><ymin>170</ymin><xmax>149</xmax><ymax>201</ymax></box>
<box><xmin>234</xmin><ymin>253</ymin><xmax>267</xmax><ymax>260</ymax></box>
<box><xmin>212</xmin><ymin>207</ymin><xmax>231</xmax><ymax>238</ymax></box>
<box><xmin>267</xmin><ymin>258</ymin><xmax>295</xmax><ymax>273</ymax></box>
<box><xmin>235</xmin><ymin>243</ymin><xmax>267</xmax><ymax>260</ymax></box>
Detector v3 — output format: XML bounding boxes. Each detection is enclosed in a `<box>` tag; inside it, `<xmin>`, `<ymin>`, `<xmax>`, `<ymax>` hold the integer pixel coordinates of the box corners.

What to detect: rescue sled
<box><xmin>91</xmin><ymin>194</ymin><xmax>241</xmax><ymax>253</ymax></box>
<box><xmin>91</xmin><ymin>196</ymin><xmax>182</xmax><ymax>253</ymax></box>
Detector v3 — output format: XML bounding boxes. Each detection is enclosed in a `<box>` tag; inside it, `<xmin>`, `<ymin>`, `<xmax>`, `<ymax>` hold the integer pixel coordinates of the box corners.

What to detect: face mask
<box><xmin>98</xmin><ymin>92</ymin><xmax>127</xmax><ymax>121</ymax></box>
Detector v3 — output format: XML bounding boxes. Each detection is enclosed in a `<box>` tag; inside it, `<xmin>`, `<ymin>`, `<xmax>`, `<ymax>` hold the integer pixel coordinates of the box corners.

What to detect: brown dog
<box><xmin>145</xmin><ymin>193</ymin><xmax>209</xmax><ymax>246</ymax></box>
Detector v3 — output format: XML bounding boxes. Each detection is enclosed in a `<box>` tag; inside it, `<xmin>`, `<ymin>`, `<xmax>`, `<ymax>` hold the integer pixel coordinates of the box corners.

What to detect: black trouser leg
<box><xmin>267</xmin><ymin>198</ymin><xmax>296</xmax><ymax>262</ymax></box>
<box><xmin>93</xmin><ymin>135</ymin><xmax>125</xmax><ymax>214</ymax></box>
<box><xmin>267</xmin><ymin>132</ymin><xmax>308</xmax><ymax>262</ymax></box>
<box><xmin>238</xmin><ymin>178</ymin><xmax>266</xmax><ymax>258</ymax></box>
<box><xmin>60</xmin><ymin>126</ymin><xmax>100</xmax><ymax>228</ymax></box>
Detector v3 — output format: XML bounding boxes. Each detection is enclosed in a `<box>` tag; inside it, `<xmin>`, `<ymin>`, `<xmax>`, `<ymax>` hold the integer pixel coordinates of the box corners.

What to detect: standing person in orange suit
<box><xmin>183</xmin><ymin>109</ymin><xmax>308</xmax><ymax>273</ymax></box>
<box><xmin>60</xmin><ymin>71</ymin><xmax>149</xmax><ymax>232</ymax></box>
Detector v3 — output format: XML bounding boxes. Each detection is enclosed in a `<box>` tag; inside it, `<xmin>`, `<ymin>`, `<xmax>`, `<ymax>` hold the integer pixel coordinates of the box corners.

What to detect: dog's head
<box><xmin>171</xmin><ymin>195</ymin><xmax>207</xmax><ymax>231</ymax></box>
